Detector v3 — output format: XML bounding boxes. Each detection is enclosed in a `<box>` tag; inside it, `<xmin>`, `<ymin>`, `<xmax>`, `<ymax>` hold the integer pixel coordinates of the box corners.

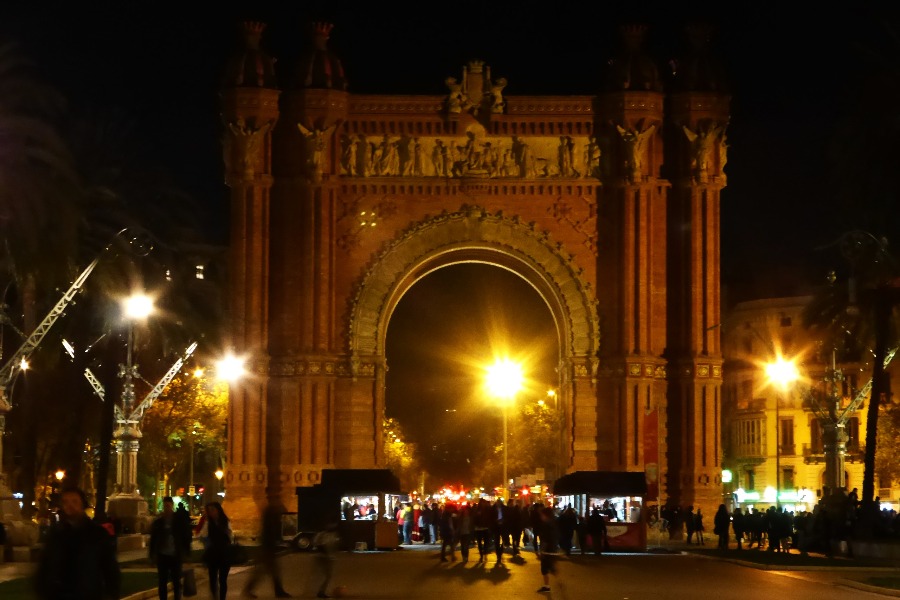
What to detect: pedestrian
<box><xmin>474</xmin><ymin>498</ymin><xmax>491</xmax><ymax>561</ymax></box>
<box><xmin>536</xmin><ymin>507</ymin><xmax>561</xmax><ymax>594</ymax></box>
<box><xmin>402</xmin><ymin>503</ymin><xmax>414</xmax><ymax>545</ymax></box>
<box><xmin>732</xmin><ymin>507</ymin><xmax>745</xmax><ymax>550</ymax></box>
<box><xmin>558</xmin><ymin>506</ymin><xmax>577</xmax><ymax>556</ymax></box>
<box><xmin>439</xmin><ymin>503</ymin><xmax>457</xmax><ymax>562</ymax></box>
<box><xmin>587</xmin><ymin>507</ymin><xmax>607</xmax><ymax>554</ymax></box>
<box><xmin>198</xmin><ymin>502</ymin><xmax>233</xmax><ymax>600</ymax></box>
<box><xmin>149</xmin><ymin>496</ymin><xmax>193</xmax><ymax>600</ymax></box>
<box><xmin>313</xmin><ymin>521</ymin><xmax>341</xmax><ymax>599</ymax></box>
<box><xmin>242</xmin><ymin>500</ymin><xmax>292</xmax><ymax>598</ymax></box>
<box><xmin>490</xmin><ymin>498</ymin><xmax>506</xmax><ymax>565</ymax></box>
<box><xmin>457</xmin><ymin>503</ymin><xmax>473</xmax><ymax>563</ymax></box>
<box><xmin>685</xmin><ymin>506</ymin><xmax>696</xmax><ymax>543</ymax></box>
<box><xmin>529</xmin><ymin>502</ymin><xmax>543</xmax><ymax>553</ymax></box>
<box><xmin>420</xmin><ymin>503</ymin><xmax>433</xmax><ymax>544</ymax></box>
<box><xmin>694</xmin><ymin>508</ymin><xmax>705</xmax><ymax>545</ymax></box>
<box><xmin>507</xmin><ymin>499</ymin><xmax>524</xmax><ymax>556</ymax></box>
<box><xmin>35</xmin><ymin>487</ymin><xmax>120</xmax><ymax>600</ymax></box>
<box><xmin>713</xmin><ymin>504</ymin><xmax>730</xmax><ymax>551</ymax></box>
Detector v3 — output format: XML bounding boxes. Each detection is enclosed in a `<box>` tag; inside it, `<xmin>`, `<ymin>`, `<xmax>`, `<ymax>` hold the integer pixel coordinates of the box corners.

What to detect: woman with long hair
<box><xmin>198</xmin><ymin>502</ymin><xmax>233</xmax><ymax>599</ymax></box>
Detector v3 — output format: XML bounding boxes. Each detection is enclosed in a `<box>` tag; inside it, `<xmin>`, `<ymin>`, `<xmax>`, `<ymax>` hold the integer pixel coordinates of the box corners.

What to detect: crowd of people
<box><xmin>662</xmin><ymin>486</ymin><xmax>900</xmax><ymax>555</ymax></box>
<box><xmin>33</xmin><ymin>486</ymin><xmax>305</xmax><ymax>600</ymax></box>
<box><xmin>393</xmin><ymin>497</ymin><xmax>612</xmax><ymax>560</ymax></box>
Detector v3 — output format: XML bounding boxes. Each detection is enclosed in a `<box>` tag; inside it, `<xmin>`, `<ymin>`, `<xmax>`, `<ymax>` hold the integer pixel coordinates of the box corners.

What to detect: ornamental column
<box><xmin>595</xmin><ymin>25</ymin><xmax>669</xmax><ymax>486</ymax></box>
<box><xmin>220</xmin><ymin>21</ymin><xmax>280</xmax><ymax>531</ymax></box>
<box><xmin>666</xmin><ymin>23</ymin><xmax>731</xmax><ymax>519</ymax></box>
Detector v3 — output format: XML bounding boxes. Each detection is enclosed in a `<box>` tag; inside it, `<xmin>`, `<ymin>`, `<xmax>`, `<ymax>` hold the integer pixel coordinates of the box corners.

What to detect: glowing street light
<box><xmin>765</xmin><ymin>356</ymin><xmax>799</xmax><ymax>506</ymax></box>
<box><xmin>485</xmin><ymin>359</ymin><xmax>523</xmax><ymax>501</ymax></box>
<box><xmin>215</xmin><ymin>354</ymin><xmax>246</xmax><ymax>382</ymax></box>
<box><xmin>122</xmin><ymin>293</ymin><xmax>154</xmax><ymax>321</ymax></box>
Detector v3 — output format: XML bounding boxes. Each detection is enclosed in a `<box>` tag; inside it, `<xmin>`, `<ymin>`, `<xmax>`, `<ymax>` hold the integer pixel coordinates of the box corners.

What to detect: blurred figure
<box><xmin>313</xmin><ymin>521</ymin><xmax>341</xmax><ymax>598</ymax></box>
<box><xmin>536</xmin><ymin>507</ymin><xmax>561</xmax><ymax>593</ymax></box>
<box><xmin>243</xmin><ymin>500</ymin><xmax>291</xmax><ymax>598</ymax></box>
<box><xmin>199</xmin><ymin>502</ymin><xmax>233</xmax><ymax>600</ymax></box>
<box><xmin>35</xmin><ymin>487</ymin><xmax>120</xmax><ymax>600</ymax></box>
<box><xmin>439</xmin><ymin>503</ymin><xmax>457</xmax><ymax>562</ymax></box>
<box><xmin>149</xmin><ymin>496</ymin><xmax>192</xmax><ymax>600</ymax></box>
<box><xmin>713</xmin><ymin>504</ymin><xmax>730</xmax><ymax>551</ymax></box>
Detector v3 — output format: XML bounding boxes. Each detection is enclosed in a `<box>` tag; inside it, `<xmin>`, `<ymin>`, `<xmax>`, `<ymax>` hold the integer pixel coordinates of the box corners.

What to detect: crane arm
<box><xmin>0</xmin><ymin>228</ymin><xmax>135</xmax><ymax>410</ymax></box>
<box><xmin>84</xmin><ymin>368</ymin><xmax>124</xmax><ymax>421</ymax></box>
<box><xmin>127</xmin><ymin>342</ymin><xmax>197</xmax><ymax>422</ymax></box>
<box><xmin>839</xmin><ymin>345</ymin><xmax>899</xmax><ymax>422</ymax></box>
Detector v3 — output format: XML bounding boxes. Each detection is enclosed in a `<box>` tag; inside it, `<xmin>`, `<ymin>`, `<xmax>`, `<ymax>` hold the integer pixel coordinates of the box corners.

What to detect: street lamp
<box><xmin>188</xmin><ymin>423</ymin><xmax>199</xmax><ymax>514</ymax></box>
<box><xmin>486</xmin><ymin>359</ymin><xmax>523</xmax><ymax>501</ymax></box>
<box><xmin>215</xmin><ymin>353</ymin><xmax>246</xmax><ymax>382</ymax></box>
<box><xmin>104</xmin><ymin>292</ymin><xmax>153</xmax><ymax>528</ymax></box>
<box><xmin>765</xmin><ymin>356</ymin><xmax>799</xmax><ymax>507</ymax></box>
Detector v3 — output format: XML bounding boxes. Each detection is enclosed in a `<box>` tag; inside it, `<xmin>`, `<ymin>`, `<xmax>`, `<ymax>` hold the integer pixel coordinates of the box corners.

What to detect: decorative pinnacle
<box><xmin>313</xmin><ymin>22</ymin><xmax>334</xmax><ymax>38</ymax></box>
<box><xmin>468</xmin><ymin>59</ymin><xmax>485</xmax><ymax>73</ymax></box>
<box><xmin>242</xmin><ymin>21</ymin><xmax>266</xmax><ymax>50</ymax></box>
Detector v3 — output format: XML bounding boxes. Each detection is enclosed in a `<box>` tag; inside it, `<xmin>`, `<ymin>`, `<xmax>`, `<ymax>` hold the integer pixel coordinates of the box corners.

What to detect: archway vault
<box><xmin>348</xmin><ymin>205</ymin><xmax>600</xmax><ymax>370</ymax></box>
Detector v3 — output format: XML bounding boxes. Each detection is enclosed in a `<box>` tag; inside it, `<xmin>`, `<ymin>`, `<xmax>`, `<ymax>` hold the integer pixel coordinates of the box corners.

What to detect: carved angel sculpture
<box><xmin>683</xmin><ymin>123</ymin><xmax>724</xmax><ymax>181</ymax></box>
<box><xmin>616</xmin><ymin>124</ymin><xmax>656</xmax><ymax>181</ymax></box>
<box><xmin>226</xmin><ymin>118</ymin><xmax>272</xmax><ymax>177</ymax></box>
<box><xmin>298</xmin><ymin>123</ymin><xmax>336</xmax><ymax>180</ymax></box>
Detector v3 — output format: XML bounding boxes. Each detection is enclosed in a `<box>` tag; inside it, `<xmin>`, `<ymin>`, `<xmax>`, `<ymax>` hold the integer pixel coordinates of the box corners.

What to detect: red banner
<box><xmin>643</xmin><ymin>406</ymin><xmax>659</xmax><ymax>501</ymax></box>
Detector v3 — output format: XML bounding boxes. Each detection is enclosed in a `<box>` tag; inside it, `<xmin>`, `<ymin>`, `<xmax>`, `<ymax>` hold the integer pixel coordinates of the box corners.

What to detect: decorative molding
<box><xmin>347</xmin><ymin>205</ymin><xmax>600</xmax><ymax>361</ymax></box>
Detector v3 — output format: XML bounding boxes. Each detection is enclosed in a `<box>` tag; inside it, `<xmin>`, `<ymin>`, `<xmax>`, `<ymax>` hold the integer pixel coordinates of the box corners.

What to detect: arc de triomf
<box><xmin>220</xmin><ymin>22</ymin><xmax>729</xmax><ymax>528</ymax></box>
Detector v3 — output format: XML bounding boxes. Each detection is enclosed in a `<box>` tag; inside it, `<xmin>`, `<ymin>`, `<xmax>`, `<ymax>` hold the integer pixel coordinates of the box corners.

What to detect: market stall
<box><xmin>553</xmin><ymin>471</ymin><xmax>648</xmax><ymax>551</ymax></box>
<box><xmin>295</xmin><ymin>469</ymin><xmax>402</xmax><ymax>551</ymax></box>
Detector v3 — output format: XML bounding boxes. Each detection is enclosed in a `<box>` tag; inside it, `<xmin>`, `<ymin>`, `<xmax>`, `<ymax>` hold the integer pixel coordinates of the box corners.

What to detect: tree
<box><xmin>470</xmin><ymin>398</ymin><xmax>561</xmax><ymax>491</ymax></box>
<box><xmin>137</xmin><ymin>369</ymin><xmax>227</xmax><ymax>510</ymax></box>
<box><xmin>383</xmin><ymin>417</ymin><xmax>421</xmax><ymax>492</ymax></box>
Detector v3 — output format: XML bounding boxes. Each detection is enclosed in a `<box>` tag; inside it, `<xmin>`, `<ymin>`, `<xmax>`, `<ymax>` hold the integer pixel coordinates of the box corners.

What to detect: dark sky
<box><xmin>2</xmin><ymin>5</ymin><xmax>897</xmax><ymax>482</ymax></box>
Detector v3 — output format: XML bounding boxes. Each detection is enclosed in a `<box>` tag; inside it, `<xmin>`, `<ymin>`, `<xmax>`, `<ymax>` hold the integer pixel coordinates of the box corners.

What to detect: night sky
<box><xmin>2</xmin><ymin>5</ymin><xmax>897</xmax><ymax>482</ymax></box>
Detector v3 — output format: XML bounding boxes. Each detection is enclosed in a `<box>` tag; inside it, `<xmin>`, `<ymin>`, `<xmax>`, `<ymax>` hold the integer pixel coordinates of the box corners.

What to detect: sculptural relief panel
<box><xmin>338</xmin><ymin>131</ymin><xmax>603</xmax><ymax>180</ymax></box>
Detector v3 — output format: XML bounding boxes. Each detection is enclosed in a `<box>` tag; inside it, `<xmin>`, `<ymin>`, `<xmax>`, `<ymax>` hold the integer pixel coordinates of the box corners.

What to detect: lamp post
<box><xmin>188</xmin><ymin>423</ymin><xmax>199</xmax><ymax>514</ymax></box>
<box><xmin>486</xmin><ymin>359</ymin><xmax>523</xmax><ymax>502</ymax></box>
<box><xmin>106</xmin><ymin>293</ymin><xmax>153</xmax><ymax>530</ymax></box>
<box><xmin>765</xmin><ymin>356</ymin><xmax>799</xmax><ymax>507</ymax></box>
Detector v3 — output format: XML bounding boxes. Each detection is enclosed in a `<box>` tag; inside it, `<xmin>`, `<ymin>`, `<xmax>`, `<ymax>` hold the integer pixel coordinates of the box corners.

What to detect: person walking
<box><xmin>313</xmin><ymin>521</ymin><xmax>341</xmax><ymax>599</ymax></box>
<box><xmin>713</xmin><ymin>504</ymin><xmax>730</xmax><ymax>551</ymax></box>
<box><xmin>685</xmin><ymin>506</ymin><xmax>696</xmax><ymax>544</ymax></box>
<box><xmin>507</xmin><ymin>499</ymin><xmax>524</xmax><ymax>556</ymax></box>
<box><xmin>732</xmin><ymin>507</ymin><xmax>745</xmax><ymax>550</ymax></box>
<box><xmin>457</xmin><ymin>503</ymin><xmax>473</xmax><ymax>563</ymax></box>
<box><xmin>558</xmin><ymin>506</ymin><xmax>578</xmax><ymax>556</ymax></box>
<box><xmin>536</xmin><ymin>507</ymin><xmax>561</xmax><ymax>594</ymax></box>
<box><xmin>242</xmin><ymin>500</ymin><xmax>291</xmax><ymax>598</ymax></box>
<box><xmin>198</xmin><ymin>502</ymin><xmax>233</xmax><ymax>600</ymax></box>
<box><xmin>439</xmin><ymin>503</ymin><xmax>457</xmax><ymax>562</ymax></box>
<box><xmin>35</xmin><ymin>487</ymin><xmax>120</xmax><ymax>600</ymax></box>
<box><xmin>474</xmin><ymin>498</ymin><xmax>491</xmax><ymax>561</ymax></box>
<box><xmin>694</xmin><ymin>508</ymin><xmax>705</xmax><ymax>545</ymax></box>
<box><xmin>149</xmin><ymin>496</ymin><xmax>193</xmax><ymax>600</ymax></box>
<box><xmin>587</xmin><ymin>507</ymin><xmax>608</xmax><ymax>554</ymax></box>
<box><xmin>490</xmin><ymin>498</ymin><xmax>505</xmax><ymax>565</ymax></box>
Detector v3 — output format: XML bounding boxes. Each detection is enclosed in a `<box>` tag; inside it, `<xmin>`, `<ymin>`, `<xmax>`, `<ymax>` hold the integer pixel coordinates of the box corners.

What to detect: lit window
<box><xmin>195</xmin><ymin>265</ymin><xmax>205</xmax><ymax>280</ymax></box>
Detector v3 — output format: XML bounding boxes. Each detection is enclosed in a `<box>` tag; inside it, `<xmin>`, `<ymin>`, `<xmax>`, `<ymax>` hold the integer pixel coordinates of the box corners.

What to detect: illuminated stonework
<box><xmin>221</xmin><ymin>22</ymin><xmax>729</xmax><ymax>530</ymax></box>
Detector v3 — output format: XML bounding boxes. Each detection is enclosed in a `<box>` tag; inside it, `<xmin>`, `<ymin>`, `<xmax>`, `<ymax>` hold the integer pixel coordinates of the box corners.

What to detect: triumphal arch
<box><xmin>220</xmin><ymin>22</ymin><xmax>729</xmax><ymax>528</ymax></box>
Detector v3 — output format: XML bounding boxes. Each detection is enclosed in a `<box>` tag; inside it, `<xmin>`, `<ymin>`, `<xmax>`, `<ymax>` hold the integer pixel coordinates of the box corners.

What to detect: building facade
<box><xmin>721</xmin><ymin>296</ymin><xmax>900</xmax><ymax>512</ymax></box>
<box><xmin>220</xmin><ymin>21</ymin><xmax>729</xmax><ymax>529</ymax></box>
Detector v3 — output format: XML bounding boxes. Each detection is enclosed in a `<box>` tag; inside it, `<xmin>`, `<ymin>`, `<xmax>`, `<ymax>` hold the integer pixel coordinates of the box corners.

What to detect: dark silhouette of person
<box><xmin>439</xmin><ymin>503</ymin><xmax>457</xmax><ymax>562</ymax></box>
<box><xmin>313</xmin><ymin>521</ymin><xmax>341</xmax><ymax>598</ymax></box>
<box><xmin>473</xmin><ymin>498</ymin><xmax>491</xmax><ymax>561</ymax></box>
<box><xmin>732</xmin><ymin>507</ymin><xmax>745</xmax><ymax>550</ymax></box>
<box><xmin>35</xmin><ymin>487</ymin><xmax>120</xmax><ymax>600</ymax></box>
<box><xmin>536</xmin><ymin>507</ymin><xmax>561</xmax><ymax>593</ymax></box>
<box><xmin>558</xmin><ymin>506</ymin><xmax>578</xmax><ymax>556</ymax></box>
<box><xmin>149</xmin><ymin>496</ymin><xmax>193</xmax><ymax>600</ymax></box>
<box><xmin>198</xmin><ymin>502</ymin><xmax>233</xmax><ymax>599</ymax></box>
<box><xmin>685</xmin><ymin>506</ymin><xmax>696</xmax><ymax>543</ymax></box>
<box><xmin>587</xmin><ymin>507</ymin><xmax>608</xmax><ymax>554</ymax></box>
<box><xmin>243</xmin><ymin>500</ymin><xmax>291</xmax><ymax>597</ymax></box>
<box><xmin>713</xmin><ymin>504</ymin><xmax>730</xmax><ymax>550</ymax></box>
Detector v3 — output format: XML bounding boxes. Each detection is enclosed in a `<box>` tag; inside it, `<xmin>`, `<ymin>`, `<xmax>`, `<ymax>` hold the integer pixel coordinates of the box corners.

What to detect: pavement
<box><xmin>3</xmin><ymin>536</ymin><xmax>899</xmax><ymax>599</ymax></box>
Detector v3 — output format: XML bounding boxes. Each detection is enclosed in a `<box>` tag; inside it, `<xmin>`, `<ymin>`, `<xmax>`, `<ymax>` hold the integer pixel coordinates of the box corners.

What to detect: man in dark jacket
<box><xmin>149</xmin><ymin>496</ymin><xmax>192</xmax><ymax>600</ymax></box>
<box><xmin>35</xmin><ymin>487</ymin><xmax>120</xmax><ymax>600</ymax></box>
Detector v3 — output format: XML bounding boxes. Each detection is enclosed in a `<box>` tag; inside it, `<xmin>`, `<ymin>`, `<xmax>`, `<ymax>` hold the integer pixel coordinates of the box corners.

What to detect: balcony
<box><xmin>802</xmin><ymin>443</ymin><xmax>824</xmax><ymax>464</ymax></box>
<box><xmin>803</xmin><ymin>443</ymin><xmax>865</xmax><ymax>464</ymax></box>
<box><xmin>778</xmin><ymin>443</ymin><xmax>796</xmax><ymax>456</ymax></box>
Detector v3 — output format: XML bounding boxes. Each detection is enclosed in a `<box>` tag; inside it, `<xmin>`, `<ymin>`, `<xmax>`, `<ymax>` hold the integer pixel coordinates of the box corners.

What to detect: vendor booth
<box><xmin>553</xmin><ymin>471</ymin><xmax>648</xmax><ymax>551</ymax></box>
<box><xmin>295</xmin><ymin>469</ymin><xmax>402</xmax><ymax>551</ymax></box>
